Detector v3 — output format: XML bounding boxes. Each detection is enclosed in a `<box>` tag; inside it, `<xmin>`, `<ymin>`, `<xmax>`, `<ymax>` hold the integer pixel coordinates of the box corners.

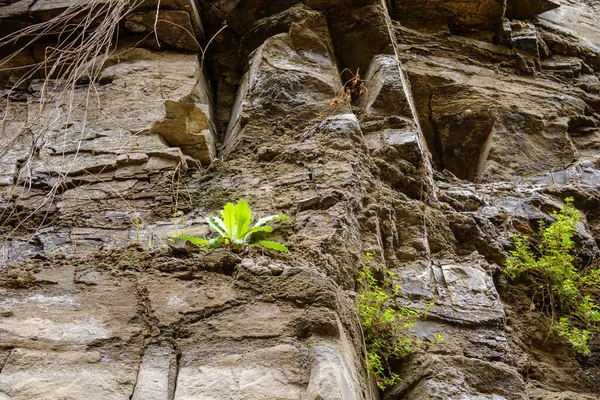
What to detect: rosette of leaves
<box><xmin>176</xmin><ymin>200</ymin><xmax>289</xmax><ymax>253</ymax></box>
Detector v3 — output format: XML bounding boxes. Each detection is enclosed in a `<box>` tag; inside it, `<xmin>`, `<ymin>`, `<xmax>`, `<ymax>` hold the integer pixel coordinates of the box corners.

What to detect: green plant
<box><xmin>133</xmin><ymin>215</ymin><xmax>142</xmax><ymax>243</ymax></box>
<box><xmin>174</xmin><ymin>199</ymin><xmax>289</xmax><ymax>253</ymax></box>
<box><xmin>505</xmin><ymin>198</ymin><xmax>600</xmax><ymax>355</ymax></box>
<box><xmin>356</xmin><ymin>253</ymin><xmax>441</xmax><ymax>390</ymax></box>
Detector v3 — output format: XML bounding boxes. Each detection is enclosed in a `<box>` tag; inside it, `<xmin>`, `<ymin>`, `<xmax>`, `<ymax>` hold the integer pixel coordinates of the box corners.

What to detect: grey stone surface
<box><xmin>125</xmin><ymin>10</ymin><xmax>201</xmax><ymax>51</ymax></box>
<box><xmin>0</xmin><ymin>266</ymin><xmax>143</xmax><ymax>399</ymax></box>
<box><xmin>131</xmin><ymin>345</ymin><xmax>173</xmax><ymax>400</ymax></box>
<box><xmin>391</xmin><ymin>0</ymin><xmax>506</xmax><ymax>32</ymax></box>
<box><xmin>0</xmin><ymin>0</ymin><xmax>599</xmax><ymax>399</ymax></box>
<box><xmin>174</xmin><ymin>344</ymin><xmax>307</xmax><ymax>400</ymax></box>
<box><xmin>0</xmin><ymin>47</ymin><xmax>217</xmax><ymax>262</ymax></box>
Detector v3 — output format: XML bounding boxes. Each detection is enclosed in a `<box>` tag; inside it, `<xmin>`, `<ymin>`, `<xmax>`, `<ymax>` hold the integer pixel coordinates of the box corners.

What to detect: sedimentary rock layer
<box><xmin>0</xmin><ymin>0</ymin><xmax>599</xmax><ymax>399</ymax></box>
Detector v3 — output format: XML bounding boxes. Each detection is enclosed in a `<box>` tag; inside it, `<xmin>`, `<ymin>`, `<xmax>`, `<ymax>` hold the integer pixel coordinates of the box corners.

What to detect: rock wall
<box><xmin>0</xmin><ymin>0</ymin><xmax>599</xmax><ymax>399</ymax></box>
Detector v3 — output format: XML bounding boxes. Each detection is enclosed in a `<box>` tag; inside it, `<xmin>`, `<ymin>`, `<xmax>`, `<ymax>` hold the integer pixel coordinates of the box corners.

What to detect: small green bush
<box><xmin>173</xmin><ymin>199</ymin><xmax>289</xmax><ymax>253</ymax></box>
<box><xmin>505</xmin><ymin>197</ymin><xmax>600</xmax><ymax>355</ymax></box>
<box><xmin>356</xmin><ymin>253</ymin><xmax>442</xmax><ymax>390</ymax></box>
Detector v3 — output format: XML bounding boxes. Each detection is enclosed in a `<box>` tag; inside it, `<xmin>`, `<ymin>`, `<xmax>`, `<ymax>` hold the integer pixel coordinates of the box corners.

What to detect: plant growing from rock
<box><xmin>317</xmin><ymin>68</ymin><xmax>367</xmax><ymax>120</ymax></box>
<box><xmin>173</xmin><ymin>199</ymin><xmax>289</xmax><ymax>253</ymax></box>
<box><xmin>505</xmin><ymin>197</ymin><xmax>600</xmax><ymax>355</ymax></box>
<box><xmin>356</xmin><ymin>253</ymin><xmax>442</xmax><ymax>390</ymax></box>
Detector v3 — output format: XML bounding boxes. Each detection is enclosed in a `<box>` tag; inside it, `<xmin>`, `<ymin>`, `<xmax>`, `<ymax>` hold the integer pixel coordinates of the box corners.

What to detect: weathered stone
<box><xmin>140</xmin><ymin>273</ymin><xmax>237</xmax><ymax>327</ymax></box>
<box><xmin>222</xmin><ymin>7</ymin><xmax>340</xmax><ymax>154</ymax></box>
<box><xmin>542</xmin><ymin>57</ymin><xmax>582</xmax><ymax>78</ymax></box>
<box><xmin>0</xmin><ymin>45</ymin><xmax>220</xmax><ymax>261</ymax></box>
<box><xmin>360</xmin><ymin>54</ymin><xmax>435</xmax><ymax>198</ymax></box>
<box><xmin>0</xmin><ymin>0</ymin><xmax>204</xmax><ymax>38</ymax></box>
<box><xmin>506</xmin><ymin>0</ymin><xmax>559</xmax><ymax>20</ymax></box>
<box><xmin>405</xmin><ymin>54</ymin><xmax>585</xmax><ymax>182</ymax></box>
<box><xmin>0</xmin><ymin>266</ymin><xmax>143</xmax><ymax>399</ymax></box>
<box><xmin>497</xmin><ymin>18</ymin><xmax>513</xmax><ymax>46</ymax></box>
<box><xmin>0</xmin><ymin>348</ymin><xmax>139</xmax><ymax>400</ymax></box>
<box><xmin>385</xmin><ymin>354</ymin><xmax>529</xmax><ymax>400</ymax></box>
<box><xmin>131</xmin><ymin>345</ymin><xmax>174</xmax><ymax>400</ymax></box>
<box><xmin>510</xmin><ymin>21</ymin><xmax>539</xmax><ymax>52</ymax></box>
<box><xmin>151</xmin><ymin>100</ymin><xmax>216</xmax><ymax>164</ymax></box>
<box><xmin>1</xmin><ymin>0</ymin><xmax>600</xmax><ymax>399</ymax></box>
<box><xmin>0</xmin><ymin>104</ymin><xmax>29</xmax><ymax>186</ymax></box>
<box><xmin>137</xmin><ymin>0</ymin><xmax>204</xmax><ymax>39</ymax></box>
<box><xmin>0</xmin><ymin>0</ymin><xmax>40</xmax><ymax>34</ymax></box>
<box><xmin>0</xmin><ymin>50</ymin><xmax>37</xmax><ymax>91</ymax></box>
<box><xmin>306</xmin><ymin>344</ymin><xmax>360</xmax><ymax>400</ymax></box>
<box><xmin>325</xmin><ymin>2</ymin><xmax>392</xmax><ymax>75</ymax></box>
<box><xmin>174</xmin><ymin>344</ymin><xmax>307</xmax><ymax>400</ymax></box>
<box><xmin>391</xmin><ymin>0</ymin><xmax>505</xmax><ymax>32</ymax></box>
<box><xmin>536</xmin><ymin>1</ymin><xmax>600</xmax><ymax>70</ymax></box>
<box><xmin>125</xmin><ymin>11</ymin><xmax>201</xmax><ymax>51</ymax></box>
<box><xmin>395</xmin><ymin>256</ymin><xmax>505</xmax><ymax>326</ymax></box>
<box><xmin>298</xmin><ymin>195</ymin><xmax>321</xmax><ymax>211</ymax></box>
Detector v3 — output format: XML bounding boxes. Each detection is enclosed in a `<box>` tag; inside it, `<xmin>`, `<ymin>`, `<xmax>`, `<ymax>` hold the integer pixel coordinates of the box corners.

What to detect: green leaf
<box><xmin>250</xmin><ymin>240</ymin><xmax>289</xmax><ymax>253</ymax></box>
<box><xmin>356</xmin><ymin>262</ymin><xmax>434</xmax><ymax>390</ymax></box>
<box><xmin>504</xmin><ymin>199</ymin><xmax>596</xmax><ymax>355</ymax></box>
<box><xmin>235</xmin><ymin>199</ymin><xmax>252</xmax><ymax>239</ymax></box>
<box><xmin>175</xmin><ymin>235</ymin><xmax>210</xmax><ymax>247</ymax></box>
<box><xmin>208</xmin><ymin>236</ymin><xmax>222</xmax><ymax>249</ymax></box>
<box><xmin>207</xmin><ymin>215</ymin><xmax>228</xmax><ymax>237</ymax></box>
<box><xmin>198</xmin><ymin>202</ymin><xmax>290</xmax><ymax>255</ymax></box>
<box><xmin>222</xmin><ymin>202</ymin><xmax>236</xmax><ymax>237</ymax></box>
<box><xmin>253</xmin><ymin>214</ymin><xmax>289</xmax><ymax>228</ymax></box>
<box><xmin>242</xmin><ymin>225</ymin><xmax>273</xmax><ymax>240</ymax></box>
<box><xmin>231</xmin><ymin>237</ymin><xmax>245</xmax><ymax>250</ymax></box>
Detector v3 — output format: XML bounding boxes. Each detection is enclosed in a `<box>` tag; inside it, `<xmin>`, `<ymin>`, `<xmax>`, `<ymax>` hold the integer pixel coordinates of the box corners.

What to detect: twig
<box><xmin>154</xmin><ymin>0</ymin><xmax>162</xmax><ymax>48</ymax></box>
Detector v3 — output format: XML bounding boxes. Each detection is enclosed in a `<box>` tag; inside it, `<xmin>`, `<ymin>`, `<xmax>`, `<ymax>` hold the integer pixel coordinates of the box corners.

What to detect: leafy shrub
<box><xmin>356</xmin><ymin>253</ymin><xmax>442</xmax><ymax>390</ymax></box>
<box><xmin>173</xmin><ymin>199</ymin><xmax>289</xmax><ymax>253</ymax></box>
<box><xmin>505</xmin><ymin>198</ymin><xmax>600</xmax><ymax>355</ymax></box>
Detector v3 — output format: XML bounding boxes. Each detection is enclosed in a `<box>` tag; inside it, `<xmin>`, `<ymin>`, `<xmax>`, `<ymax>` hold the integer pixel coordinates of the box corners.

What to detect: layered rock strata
<box><xmin>0</xmin><ymin>0</ymin><xmax>599</xmax><ymax>399</ymax></box>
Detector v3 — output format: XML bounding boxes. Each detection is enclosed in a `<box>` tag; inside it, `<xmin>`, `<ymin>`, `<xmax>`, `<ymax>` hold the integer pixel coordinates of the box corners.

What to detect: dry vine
<box><xmin>0</xmin><ymin>0</ymin><xmax>148</xmax><ymax>257</ymax></box>
<box><xmin>317</xmin><ymin>68</ymin><xmax>368</xmax><ymax>121</ymax></box>
<box><xmin>0</xmin><ymin>0</ymin><xmax>224</xmax><ymax>263</ymax></box>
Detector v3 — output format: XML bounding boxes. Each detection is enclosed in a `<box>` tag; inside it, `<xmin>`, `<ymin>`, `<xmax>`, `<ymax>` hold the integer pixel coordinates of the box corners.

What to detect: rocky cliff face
<box><xmin>0</xmin><ymin>0</ymin><xmax>599</xmax><ymax>399</ymax></box>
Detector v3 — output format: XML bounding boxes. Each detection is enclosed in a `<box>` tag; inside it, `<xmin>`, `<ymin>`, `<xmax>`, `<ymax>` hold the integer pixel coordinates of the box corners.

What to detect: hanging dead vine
<box><xmin>0</xmin><ymin>0</ymin><xmax>149</xmax><ymax>259</ymax></box>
